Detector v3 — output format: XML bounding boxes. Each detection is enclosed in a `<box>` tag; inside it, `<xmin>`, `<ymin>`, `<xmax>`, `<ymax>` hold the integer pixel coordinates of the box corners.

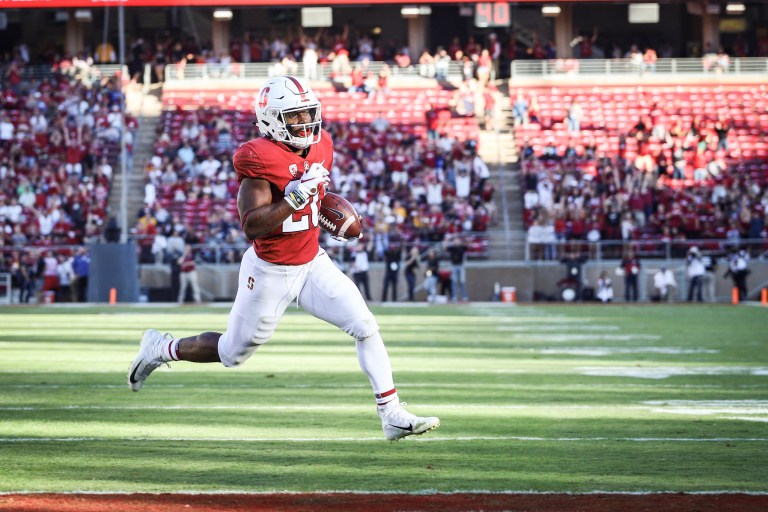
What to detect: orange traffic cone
<box><xmin>732</xmin><ymin>287</ymin><xmax>739</xmax><ymax>305</ymax></box>
<box><xmin>109</xmin><ymin>287</ymin><xmax>117</xmax><ymax>305</ymax></box>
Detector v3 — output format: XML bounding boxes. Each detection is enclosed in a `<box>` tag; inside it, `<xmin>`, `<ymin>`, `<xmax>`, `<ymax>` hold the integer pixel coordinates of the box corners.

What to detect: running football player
<box><xmin>127</xmin><ymin>76</ymin><xmax>439</xmax><ymax>441</ymax></box>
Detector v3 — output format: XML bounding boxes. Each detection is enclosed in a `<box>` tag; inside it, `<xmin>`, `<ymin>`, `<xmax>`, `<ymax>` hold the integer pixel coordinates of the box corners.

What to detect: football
<box><xmin>319</xmin><ymin>192</ymin><xmax>363</xmax><ymax>240</ymax></box>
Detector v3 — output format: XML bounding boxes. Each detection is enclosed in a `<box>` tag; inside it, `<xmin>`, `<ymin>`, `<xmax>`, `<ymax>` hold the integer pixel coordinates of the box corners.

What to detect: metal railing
<box><xmin>524</xmin><ymin>238</ymin><xmax>767</xmax><ymax>263</ymax></box>
<box><xmin>164</xmin><ymin>61</ymin><xmax>465</xmax><ymax>83</ymax></box>
<box><xmin>0</xmin><ymin>63</ymin><xmax>125</xmax><ymax>82</ymax></box>
<box><xmin>511</xmin><ymin>57</ymin><xmax>768</xmax><ymax>78</ymax></box>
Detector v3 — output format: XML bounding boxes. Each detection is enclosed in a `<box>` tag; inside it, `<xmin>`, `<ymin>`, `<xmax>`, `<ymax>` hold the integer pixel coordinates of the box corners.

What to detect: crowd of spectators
<box><xmin>0</xmin><ymin>45</ymin><xmax>134</xmax><ymax>300</ymax></box>
<box><xmin>518</xmin><ymin>85</ymin><xmax>768</xmax><ymax>260</ymax></box>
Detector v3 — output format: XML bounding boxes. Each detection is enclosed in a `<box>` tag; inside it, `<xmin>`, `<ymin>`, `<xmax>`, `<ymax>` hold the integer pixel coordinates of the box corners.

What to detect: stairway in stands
<box><xmin>477</xmin><ymin>81</ymin><xmax>526</xmax><ymax>261</ymax></box>
<box><xmin>109</xmin><ymin>85</ymin><xmax>162</xmax><ymax>230</ymax></box>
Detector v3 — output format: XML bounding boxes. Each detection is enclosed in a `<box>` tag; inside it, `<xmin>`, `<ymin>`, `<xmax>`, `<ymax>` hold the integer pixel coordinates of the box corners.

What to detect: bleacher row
<box><xmin>515</xmin><ymin>83</ymin><xmax>768</xmax><ymax>254</ymax></box>
<box><xmin>141</xmin><ymin>85</ymin><xmax>489</xmax><ymax>259</ymax></box>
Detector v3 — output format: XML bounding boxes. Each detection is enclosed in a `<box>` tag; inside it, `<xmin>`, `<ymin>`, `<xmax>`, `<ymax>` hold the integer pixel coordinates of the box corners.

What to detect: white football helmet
<box><xmin>255</xmin><ymin>75</ymin><xmax>322</xmax><ymax>149</ymax></box>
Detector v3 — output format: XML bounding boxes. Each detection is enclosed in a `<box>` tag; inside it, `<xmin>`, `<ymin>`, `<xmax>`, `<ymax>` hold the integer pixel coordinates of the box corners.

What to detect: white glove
<box><xmin>284</xmin><ymin>163</ymin><xmax>330</xmax><ymax>210</ymax></box>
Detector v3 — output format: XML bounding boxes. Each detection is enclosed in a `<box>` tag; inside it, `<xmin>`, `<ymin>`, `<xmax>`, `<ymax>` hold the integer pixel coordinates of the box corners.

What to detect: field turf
<box><xmin>0</xmin><ymin>303</ymin><xmax>766</xmax><ymax>495</ymax></box>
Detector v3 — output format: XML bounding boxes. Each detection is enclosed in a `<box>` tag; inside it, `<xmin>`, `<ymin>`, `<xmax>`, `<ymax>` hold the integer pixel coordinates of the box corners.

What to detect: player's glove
<box><xmin>284</xmin><ymin>163</ymin><xmax>330</xmax><ymax>210</ymax></box>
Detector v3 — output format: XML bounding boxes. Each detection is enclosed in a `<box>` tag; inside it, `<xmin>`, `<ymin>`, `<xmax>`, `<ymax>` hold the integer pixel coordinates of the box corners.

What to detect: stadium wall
<box><xmin>137</xmin><ymin>259</ymin><xmax>768</xmax><ymax>303</ymax></box>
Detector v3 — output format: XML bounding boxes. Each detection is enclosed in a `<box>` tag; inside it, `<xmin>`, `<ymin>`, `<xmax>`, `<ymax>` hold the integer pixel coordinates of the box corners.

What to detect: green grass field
<box><xmin>1</xmin><ymin>304</ymin><xmax>766</xmax><ymax>493</ymax></box>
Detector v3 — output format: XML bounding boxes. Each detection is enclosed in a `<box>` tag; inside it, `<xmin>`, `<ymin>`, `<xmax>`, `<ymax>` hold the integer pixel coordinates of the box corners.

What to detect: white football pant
<box><xmin>218</xmin><ymin>246</ymin><xmax>395</xmax><ymax>394</ymax></box>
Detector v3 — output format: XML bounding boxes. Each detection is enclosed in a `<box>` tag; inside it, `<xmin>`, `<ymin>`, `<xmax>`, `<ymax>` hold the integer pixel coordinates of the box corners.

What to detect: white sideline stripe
<box><xmin>5</xmin><ymin>490</ymin><xmax>768</xmax><ymax>496</ymax></box>
<box><xmin>3</xmin><ymin>382</ymin><xmax>765</xmax><ymax>389</ymax></box>
<box><xmin>2</xmin><ymin>436</ymin><xmax>767</xmax><ymax>443</ymax></box>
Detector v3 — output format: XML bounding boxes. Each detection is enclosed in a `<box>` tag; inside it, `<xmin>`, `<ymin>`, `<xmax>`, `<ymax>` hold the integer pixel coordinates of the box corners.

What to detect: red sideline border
<box><xmin>1</xmin><ymin>493</ymin><xmax>768</xmax><ymax>512</ymax></box>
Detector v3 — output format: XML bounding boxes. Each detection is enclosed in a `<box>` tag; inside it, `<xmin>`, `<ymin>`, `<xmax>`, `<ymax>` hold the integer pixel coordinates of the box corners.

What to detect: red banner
<box><xmin>0</xmin><ymin>0</ymin><xmax>604</xmax><ymax>7</ymax></box>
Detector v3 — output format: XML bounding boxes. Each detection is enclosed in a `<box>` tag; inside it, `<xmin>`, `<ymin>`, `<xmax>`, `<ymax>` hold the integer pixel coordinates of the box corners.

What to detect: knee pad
<box><xmin>345</xmin><ymin>310</ymin><xmax>379</xmax><ymax>341</ymax></box>
<box><xmin>219</xmin><ymin>315</ymin><xmax>279</xmax><ymax>367</ymax></box>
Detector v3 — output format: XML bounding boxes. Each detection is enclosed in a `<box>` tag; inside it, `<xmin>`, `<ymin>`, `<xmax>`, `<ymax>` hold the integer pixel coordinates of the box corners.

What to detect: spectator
<box><xmin>72</xmin><ymin>247</ymin><xmax>91</xmax><ymax>302</ymax></box>
<box><xmin>686</xmin><ymin>246</ymin><xmax>705</xmax><ymax>302</ymax></box>
<box><xmin>471</xmin><ymin>152</ymin><xmax>491</xmax><ymax>194</ymax></box>
<box><xmin>620</xmin><ymin>249</ymin><xmax>641</xmax><ymax>302</ymax></box>
<box><xmin>177</xmin><ymin>244</ymin><xmax>202</xmax><ymax>304</ymax></box>
<box><xmin>725</xmin><ymin>247</ymin><xmax>750</xmax><ymax>301</ymax></box>
<box><xmin>434</xmin><ymin>48</ymin><xmax>450</xmax><ymax>81</ymax></box>
<box><xmin>643</xmin><ymin>47</ymin><xmax>657</xmax><ymax>73</ymax></box>
<box><xmin>512</xmin><ymin>90</ymin><xmax>528</xmax><ymax>127</ymax></box>
<box><xmin>403</xmin><ymin>246</ymin><xmax>421</xmax><ymax>302</ymax></box>
<box><xmin>701</xmin><ymin>252</ymin><xmax>717</xmax><ymax>302</ymax></box>
<box><xmin>381</xmin><ymin>240</ymin><xmax>402</xmax><ymax>302</ymax></box>
<box><xmin>418</xmin><ymin>50</ymin><xmax>435</xmax><ymax>78</ymax></box>
<box><xmin>482</xmin><ymin>84</ymin><xmax>498</xmax><ymax>131</ymax></box>
<box><xmin>95</xmin><ymin>41</ymin><xmax>117</xmax><ymax>64</ymax></box>
<box><xmin>351</xmin><ymin>243</ymin><xmax>372</xmax><ymax>301</ymax></box>
<box><xmin>41</xmin><ymin>251</ymin><xmax>59</xmax><ymax>302</ymax></box>
<box><xmin>488</xmin><ymin>32</ymin><xmax>502</xmax><ymax>80</ymax></box>
<box><xmin>18</xmin><ymin>252</ymin><xmax>37</xmax><ymax>304</ymax></box>
<box><xmin>566</xmin><ymin>98</ymin><xmax>582</xmax><ymax>133</ymax></box>
<box><xmin>445</xmin><ymin>234</ymin><xmax>469</xmax><ymax>302</ymax></box>
<box><xmin>653</xmin><ymin>266</ymin><xmax>677</xmax><ymax>302</ymax></box>
<box><xmin>56</xmin><ymin>254</ymin><xmax>75</xmax><ymax>303</ymax></box>
<box><xmin>423</xmin><ymin>248</ymin><xmax>440</xmax><ymax>303</ymax></box>
<box><xmin>596</xmin><ymin>270</ymin><xmax>614</xmax><ymax>303</ymax></box>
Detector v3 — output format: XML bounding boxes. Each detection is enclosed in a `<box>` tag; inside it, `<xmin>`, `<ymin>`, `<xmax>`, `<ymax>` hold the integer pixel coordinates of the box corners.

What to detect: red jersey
<box><xmin>233</xmin><ymin>129</ymin><xmax>334</xmax><ymax>265</ymax></box>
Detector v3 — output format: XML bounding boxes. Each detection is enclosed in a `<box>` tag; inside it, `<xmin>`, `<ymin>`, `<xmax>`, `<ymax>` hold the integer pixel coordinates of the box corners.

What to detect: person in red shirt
<box><xmin>128</xmin><ymin>76</ymin><xmax>439</xmax><ymax>442</ymax></box>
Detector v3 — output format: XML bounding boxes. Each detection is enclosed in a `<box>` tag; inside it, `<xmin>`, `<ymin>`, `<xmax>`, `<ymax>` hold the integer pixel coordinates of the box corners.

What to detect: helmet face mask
<box><xmin>256</xmin><ymin>76</ymin><xmax>322</xmax><ymax>149</ymax></box>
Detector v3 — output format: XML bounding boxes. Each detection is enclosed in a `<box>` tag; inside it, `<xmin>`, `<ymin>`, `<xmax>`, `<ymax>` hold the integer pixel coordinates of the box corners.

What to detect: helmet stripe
<box><xmin>286</xmin><ymin>76</ymin><xmax>310</xmax><ymax>102</ymax></box>
<box><xmin>286</xmin><ymin>76</ymin><xmax>305</xmax><ymax>93</ymax></box>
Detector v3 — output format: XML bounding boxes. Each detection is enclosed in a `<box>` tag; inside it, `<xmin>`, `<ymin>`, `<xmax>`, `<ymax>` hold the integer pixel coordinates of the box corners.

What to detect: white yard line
<box><xmin>1</xmin><ymin>435</ymin><xmax>767</xmax><ymax>443</ymax></box>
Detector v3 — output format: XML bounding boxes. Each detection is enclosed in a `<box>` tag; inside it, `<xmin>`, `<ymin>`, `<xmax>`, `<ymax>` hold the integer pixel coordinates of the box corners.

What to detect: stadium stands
<box><xmin>0</xmin><ymin>67</ymin><xmax>135</xmax><ymax>248</ymax></box>
<box><xmin>515</xmin><ymin>83</ymin><xmax>768</xmax><ymax>259</ymax></box>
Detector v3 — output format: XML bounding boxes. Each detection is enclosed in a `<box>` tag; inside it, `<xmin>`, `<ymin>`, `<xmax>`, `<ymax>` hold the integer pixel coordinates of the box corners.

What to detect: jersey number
<box><xmin>282</xmin><ymin>194</ymin><xmax>320</xmax><ymax>233</ymax></box>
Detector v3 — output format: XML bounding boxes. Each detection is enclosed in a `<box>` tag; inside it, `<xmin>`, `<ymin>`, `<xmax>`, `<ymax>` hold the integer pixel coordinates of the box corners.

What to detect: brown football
<box><xmin>319</xmin><ymin>192</ymin><xmax>363</xmax><ymax>240</ymax></box>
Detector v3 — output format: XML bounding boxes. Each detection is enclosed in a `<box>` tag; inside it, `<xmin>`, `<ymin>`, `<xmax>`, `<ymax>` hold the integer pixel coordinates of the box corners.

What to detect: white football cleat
<box><xmin>378</xmin><ymin>402</ymin><xmax>440</xmax><ymax>441</ymax></box>
<box><xmin>127</xmin><ymin>329</ymin><xmax>172</xmax><ymax>392</ymax></box>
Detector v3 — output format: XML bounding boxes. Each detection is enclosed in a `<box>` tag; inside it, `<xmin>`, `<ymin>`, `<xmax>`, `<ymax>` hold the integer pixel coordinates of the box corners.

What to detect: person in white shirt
<box><xmin>29</xmin><ymin>108</ymin><xmax>48</xmax><ymax>134</ymax></box>
<box><xmin>198</xmin><ymin>154</ymin><xmax>222</xmax><ymax>179</ymax></box>
<box><xmin>654</xmin><ymin>266</ymin><xmax>678</xmax><ymax>302</ymax></box>
<box><xmin>351</xmin><ymin>244</ymin><xmax>371</xmax><ymax>301</ymax></box>
<box><xmin>596</xmin><ymin>270</ymin><xmax>614</xmax><ymax>303</ymax></box>
<box><xmin>0</xmin><ymin>114</ymin><xmax>15</xmax><ymax>143</ymax></box>
<box><xmin>686</xmin><ymin>247</ymin><xmax>705</xmax><ymax>302</ymax></box>
<box><xmin>56</xmin><ymin>255</ymin><xmax>75</xmax><ymax>302</ymax></box>
<box><xmin>454</xmin><ymin>166</ymin><xmax>471</xmax><ymax>199</ymax></box>
<box><xmin>471</xmin><ymin>154</ymin><xmax>490</xmax><ymax>193</ymax></box>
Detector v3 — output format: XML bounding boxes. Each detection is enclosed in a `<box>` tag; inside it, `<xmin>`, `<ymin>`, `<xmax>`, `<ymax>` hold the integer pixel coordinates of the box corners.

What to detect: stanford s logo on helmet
<box><xmin>255</xmin><ymin>76</ymin><xmax>322</xmax><ymax>149</ymax></box>
<box><xmin>258</xmin><ymin>87</ymin><xmax>270</xmax><ymax>109</ymax></box>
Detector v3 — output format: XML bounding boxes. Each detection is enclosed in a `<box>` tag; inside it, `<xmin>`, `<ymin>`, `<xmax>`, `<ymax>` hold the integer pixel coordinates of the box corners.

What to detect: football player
<box><xmin>128</xmin><ymin>76</ymin><xmax>439</xmax><ymax>441</ymax></box>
